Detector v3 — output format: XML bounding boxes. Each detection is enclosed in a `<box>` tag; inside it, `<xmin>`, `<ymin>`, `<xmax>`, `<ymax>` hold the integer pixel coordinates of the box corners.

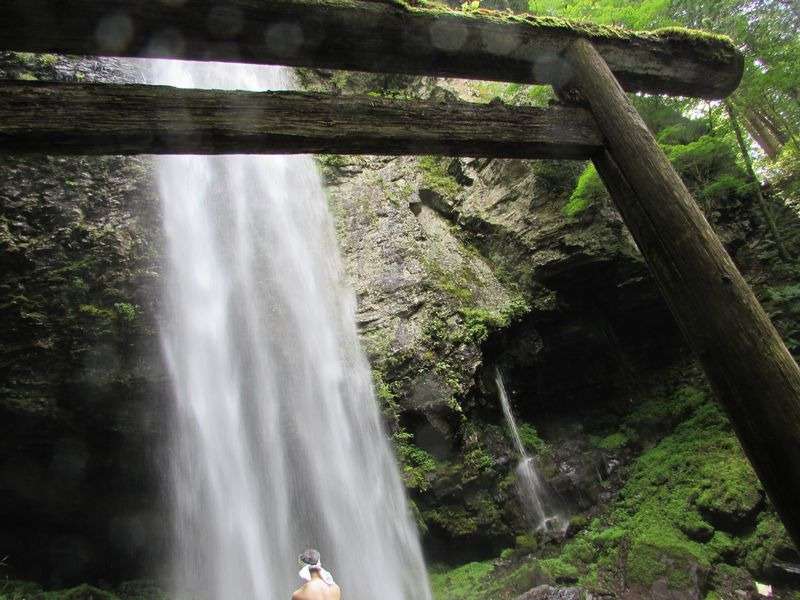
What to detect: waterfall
<box><xmin>150</xmin><ymin>59</ymin><xmax>431</xmax><ymax>600</ymax></box>
<box><xmin>494</xmin><ymin>368</ymin><xmax>565</xmax><ymax>533</ymax></box>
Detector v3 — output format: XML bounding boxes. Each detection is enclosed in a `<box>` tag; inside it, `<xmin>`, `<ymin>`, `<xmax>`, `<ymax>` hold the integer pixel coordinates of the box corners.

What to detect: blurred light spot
<box><xmin>207</xmin><ymin>5</ymin><xmax>244</xmax><ymax>38</ymax></box>
<box><xmin>429</xmin><ymin>20</ymin><xmax>468</xmax><ymax>52</ymax></box>
<box><xmin>482</xmin><ymin>29</ymin><xmax>521</xmax><ymax>56</ymax></box>
<box><xmin>146</xmin><ymin>28</ymin><xmax>187</xmax><ymax>57</ymax></box>
<box><xmin>95</xmin><ymin>12</ymin><xmax>134</xmax><ymax>53</ymax></box>
<box><xmin>265</xmin><ymin>22</ymin><xmax>304</xmax><ymax>57</ymax></box>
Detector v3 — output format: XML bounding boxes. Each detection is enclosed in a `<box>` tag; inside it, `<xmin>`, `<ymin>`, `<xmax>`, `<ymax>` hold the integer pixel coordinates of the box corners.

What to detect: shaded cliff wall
<box><xmin>0</xmin><ymin>53</ymin><xmax>169</xmax><ymax>586</ymax></box>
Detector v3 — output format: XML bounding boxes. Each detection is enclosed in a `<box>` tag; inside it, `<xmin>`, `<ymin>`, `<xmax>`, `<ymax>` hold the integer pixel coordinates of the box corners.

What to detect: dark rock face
<box><xmin>0</xmin><ymin>154</ymin><xmax>170</xmax><ymax>586</ymax></box>
<box><xmin>0</xmin><ymin>54</ymin><xmax>170</xmax><ymax>586</ymax></box>
<box><xmin>321</xmin><ymin>143</ymin><xmax>697</xmax><ymax>563</ymax></box>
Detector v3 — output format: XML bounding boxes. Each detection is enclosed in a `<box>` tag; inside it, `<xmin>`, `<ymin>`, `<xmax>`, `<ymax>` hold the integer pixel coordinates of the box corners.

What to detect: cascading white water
<box><xmin>150</xmin><ymin>59</ymin><xmax>431</xmax><ymax>600</ymax></box>
<box><xmin>494</xmin><ymin>368</ymin><xmax>565</xmax><ymax>533</ymax></box>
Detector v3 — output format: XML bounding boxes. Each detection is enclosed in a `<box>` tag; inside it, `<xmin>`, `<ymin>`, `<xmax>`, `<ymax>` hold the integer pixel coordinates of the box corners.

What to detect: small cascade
<box><xmin>495</xmin><ymin>368</ymin><xmax>566</xmax><ymax>533</ymax></box>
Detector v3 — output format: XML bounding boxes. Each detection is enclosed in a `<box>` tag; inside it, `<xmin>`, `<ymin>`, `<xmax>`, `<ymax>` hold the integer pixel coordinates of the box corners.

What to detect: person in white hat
<box><xmin>292</xmin><ymin>549</ymin><xmax>341</xmax><ymax>600</ymax></box>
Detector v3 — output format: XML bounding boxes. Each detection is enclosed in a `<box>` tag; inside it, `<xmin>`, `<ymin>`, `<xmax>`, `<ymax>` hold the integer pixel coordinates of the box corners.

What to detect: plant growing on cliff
<box><xmin>418</xmin><ymin>156</ymin><xmax>461</xmax><ymax>200</ymax></box>
<box><xmin>564</xmin><ymin>163</ymin><xmax>607</xmax><ymax>218</ymax></box>
<box><xmin>517</xmin><ymin>422</ymin><xmax>548</xmax><ymax>455</ymax></box>
<box><xmin>393</xmin><ymin>430</ymin><xmax>438</xmax><ymax>491</ymax></box>
<box><xmin>462</xmin><ymin>446</ymin><xmax>494</xmax><ymax>481</ymax></box>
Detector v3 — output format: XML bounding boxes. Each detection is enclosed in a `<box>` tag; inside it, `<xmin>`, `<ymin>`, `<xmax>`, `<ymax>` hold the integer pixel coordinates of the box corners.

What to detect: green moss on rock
<box><xmin>419</xmin><ymin>156</ymin><xmax>461</xmax><ymax>202</ymax></box>
<box><xmin>467</xmin><ymin>383</ymin><xmax>790</xmax><ymax>595</ymax></box>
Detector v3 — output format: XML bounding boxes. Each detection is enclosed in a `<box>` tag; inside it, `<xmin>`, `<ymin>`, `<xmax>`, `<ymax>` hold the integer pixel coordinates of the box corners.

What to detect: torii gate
<box><xmin>2</xmin><ymin>0</ymin><xmax>800</xmax><ymax>550</ymax></box>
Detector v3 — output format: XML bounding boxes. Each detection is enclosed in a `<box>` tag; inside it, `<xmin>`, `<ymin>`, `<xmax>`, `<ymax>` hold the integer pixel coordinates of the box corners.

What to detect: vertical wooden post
<box><xmin>565</xmin><ymin>38</ymin><xmax>800</xmax><ymax>549</ymax></box>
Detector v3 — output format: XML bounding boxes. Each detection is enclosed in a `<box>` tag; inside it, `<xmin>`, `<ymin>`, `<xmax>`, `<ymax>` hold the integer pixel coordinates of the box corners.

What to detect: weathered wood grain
<box><xmin>2</xmin><ymin>0</ymin><xmax>742</xmax><ymax>98</ymax></box>
<box><xmin>566</xmin><ymin>38</ymin><xmax>800</xmax><ymax>549</ymax></box>
<box><xmin>0</xmin><ymin>81</ymin><xmax>603</xmax><ymax>157</ymax></box>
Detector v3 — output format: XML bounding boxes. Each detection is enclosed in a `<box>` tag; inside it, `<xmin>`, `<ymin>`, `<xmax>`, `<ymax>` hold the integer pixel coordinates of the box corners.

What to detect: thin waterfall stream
<box><xmin>150</xmin><ymin>59</ymin><xmax>431</xmax><ymax>600</ymax></box>
<box><xmin>495</xmin><ymin>368</ymin><xmax>565</xmax><ymax>534</ymax></box>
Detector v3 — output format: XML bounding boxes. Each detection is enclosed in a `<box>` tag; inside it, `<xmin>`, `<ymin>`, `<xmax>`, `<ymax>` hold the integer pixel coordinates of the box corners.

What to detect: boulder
<box><xmin>516</xmin><ymin>585</ymin><xmax>585</xmax><ymax>600</ymax></box>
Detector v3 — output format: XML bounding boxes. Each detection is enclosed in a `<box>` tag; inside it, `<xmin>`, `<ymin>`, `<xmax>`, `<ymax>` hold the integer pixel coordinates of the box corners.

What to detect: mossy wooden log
<box><xmin>0</xmin><ymin>81</ymin><xmax>602</xmax><ymax>157</ymax></box>
<box><xmin>565</xmin><ymin>39</ymin><xmax>800</xmax><ymax>549</ymax></box>
<box><xmin>2</xmin><ymin>0</ymin><xmax>741</xmax><ymax>98</ymax></box>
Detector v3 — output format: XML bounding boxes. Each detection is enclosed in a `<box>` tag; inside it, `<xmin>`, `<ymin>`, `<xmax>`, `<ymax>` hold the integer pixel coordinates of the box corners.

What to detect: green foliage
<box><xmin>419</xmin><ymin>156</ymin><xmax>461</xmax><ymax>200</ymax></box>
<box><xmin>458</xmin><ymin>307</ymin><xmax>508</xmax><ymax>344</ymax></box>
<box><xmin>595</xmin><ymin>431</ymin><xmax>629</xmax><ymax>450</ymax></box>
<box><xmin>666</xmin><ymin>134</ymin><xmax>749</xmax><ymax>204</ymax></box>
<box><xmin>761</xmin><ymin>282</ymin><xmax>800</xmax><ymax>354</ymax></box>
<box><xmin>462</xmin><ymin>446</ymin><xmax>494</xmax><ymax>481</ymax></box>
<box><xmin>0</xmin><ymin>580</ymin><xmax>44</xmax><ymax>600</ymax></box>
<box><xmin>0</xmin><ymin>584</ymin><xmax>123</xmax><ymax>600</ymax></box>
<box><xmin>531</xmin><ymin>160</ymin><xmax>583</xmax><ymax>201</ymax></box>
<box><xmin>471</xmin><ymin>82</ymin><xmax>555</xmax><ymax>107</ymax></box>
<box><xmin>371</xmin><ymin>367</ymin><xmax>400</xmax><ymax>421</ymax></box>
<box><xmin>429</xmin><ymin>561</ymin><xmax>495</xmax><ymax>600</ymax></box>
<box><xmin>564</xmin><ymin>164</ymin><xmax>606</xmax><ymax>217</ymax></box>
<box><xmin>656</xmin><ymin>121</ymin><xmax>709</xmax><ymax>145</ymax></box>
<box><xmin>46</xmin><ymin>586</ymin><xmax>120</xmax><ymax>600</ymax></box>
<box><xmin>454</xmin><ymin>296</ymin><xmax>530</xmax><ymax>345</ymax></box>
<box><xmin>527</xmin><ymin>0</ymin><xmax>671</xmax><ymax>29</ymax></box>
<box><xmin>423</xmin><ymin>489</ymin><xmax>507</xmax><ymax>540</ymax></box>
<box><xmin>11</xmin><ymin>52</ymin><xmax>57</xmax><ymax>68</ymax></box>
<box><xmin>445</xmin><ymin>383</ymin><xmax>786</xmax><ymax>595</ymax></box>
<box><xmin>315</xmin><ymin>154</ymin><xmax>349</xmax><ymax>179</ymax></box>
<box><xmin>514</xmin><ymin>532</ymin><xmax>538</xmax><ymax>553</ymax></box>
<box><xmin>113</xmin><ymin>302</ymin><xmax>139</xmax><ymax>322</ymax></box>
<box><xmin>420</xmin><ymin>256</ymin><xmax>478</xmax><ymax>307</ymax></box>
<box><xmin>0</xmin><ymin>581</ymin><xmax>167</xmax><ymax>600</ymax></box>
<box><xmin>78</xmin><ymin>304</ymin><xmax>115</xmax><ymax>320</ymax></box>
<box><xmin>516</xmin><ymin>423</ymin><xmax>547</xmax><ymax>455</ymax></box>
<box><xmin>393</xmin><ymin>430</ymin><xmax>438</xmax><ymax>491</ymax></box>
<box><xmin>694</xmin><ymin>451</ymin><xmax>763</xmax><ymax>522</ymax></box>
<box><xmin>740</xmin><ymin>511</ymin><xmax>796</xmax><ymax>574</ymax></box>
<box><xmin>768</xmin><ymin>145</ymin><xmax>800</xmax><ymax>201</ymax></box>
<box><xmin>429</xmin><ymin>557</ymin><xmax>547</xmax><ymax>600</ymax></box>
<box><xmin>538</xmin><ymin>558</ymin><xmax>579</xmax><ymax>583</ymax></box>
<box><xmin>623</xmin><ymin>384</ymin><xmax>706</xmax><ymax>432</ymax></box>
<box><xmin>115</xmin><ymin>581</ymin><xmax>168</xmax><ymax>600</ymax></box>
<box><xmin>425</xmin><ymin>505</ymin><xmax>480</xmax><ymax>537</ymax></box>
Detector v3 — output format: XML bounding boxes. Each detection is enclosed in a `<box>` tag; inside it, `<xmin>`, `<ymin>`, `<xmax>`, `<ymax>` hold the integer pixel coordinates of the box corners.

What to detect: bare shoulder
<box><xmin>291</xmin><ymin>586</ymin><xmax>307</xmax><ymax>600</ymax></box>
<box><xmin>332</xmin><ymin>583</ymin><xmax>342</xmax><ymax>599</ymax></box>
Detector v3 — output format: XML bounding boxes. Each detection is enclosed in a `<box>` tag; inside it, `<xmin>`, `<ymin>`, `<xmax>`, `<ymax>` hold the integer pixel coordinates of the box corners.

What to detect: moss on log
<box><xmin>2</xmin><ymin>0</ymin><xmax>742</xmax><ymax>98</ymax></box>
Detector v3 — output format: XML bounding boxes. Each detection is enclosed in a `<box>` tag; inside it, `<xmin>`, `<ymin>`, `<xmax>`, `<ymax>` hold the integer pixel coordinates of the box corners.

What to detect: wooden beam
<box><xmin>2</xmin><ymin>0</ymin><xmax>742</xmax><ymax>99</ymax></box>
<box><xmin>565</xmin><ymin>38</ymin><xmax>800</xmax><ymax>549</ymax></box>
<box><xmin>0</xmin><ymin>81</ymin><xmax>602</xmax><ymax>157</ymax></box>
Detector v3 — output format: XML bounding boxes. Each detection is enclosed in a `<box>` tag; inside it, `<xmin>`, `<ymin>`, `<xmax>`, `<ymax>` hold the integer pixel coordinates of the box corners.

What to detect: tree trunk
<box><xmin>0</xmin><ymin>81</ymin><xmax>602</xmax><ymax>158</ymax></box>
<box><xmin>743</xmin><ymin>108</ymin><xmax>782</xmax><ymax>159</ymax></box>
<box><xmin>726</xmin><ymin>101</ymin><xmax>792</xmax><ymax>262</ymax></box>
<box><xmin>0</xmin><ymin>0</ymin><xmax>743</xmax><ymax>98</ymax></box>
<box><xmin>565</xmin><ymin>38</ymin><xmax>800</xmax><ymax>550</ymax></box>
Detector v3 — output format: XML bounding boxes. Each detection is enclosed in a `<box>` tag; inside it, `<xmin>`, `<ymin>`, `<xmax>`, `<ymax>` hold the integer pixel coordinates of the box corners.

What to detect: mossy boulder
<box><xmin>694</xmin><ymin>456</ymin><xmax>764</xmax><ymax>532</ymax></box>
